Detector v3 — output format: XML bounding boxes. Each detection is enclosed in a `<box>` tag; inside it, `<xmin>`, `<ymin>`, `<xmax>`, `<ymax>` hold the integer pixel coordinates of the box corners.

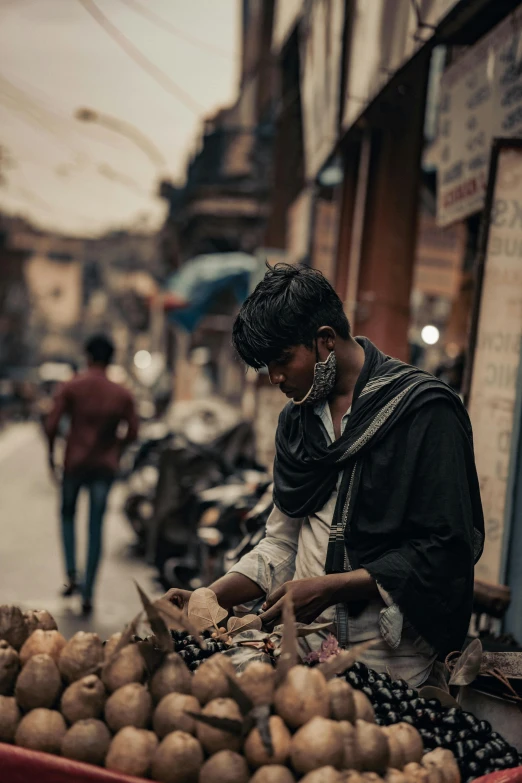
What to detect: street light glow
<box><xmin>134</xmin><ymin>350</ymin><xmax>152</xmax><ymax>370</ymax></box>
<box><xmin>421</xmin><ymin>325</ymin><xmax>440</xmax><ymax>345</ymax></box>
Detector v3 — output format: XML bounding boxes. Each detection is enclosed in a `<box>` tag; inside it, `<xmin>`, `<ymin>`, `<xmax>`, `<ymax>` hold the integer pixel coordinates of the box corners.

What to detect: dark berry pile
<box><xmin>170</xmin><ymin>629</ymin><xmax>228</xmax><ymax>672</ymax></box>
<box><xmin>345</xmin><ymin>661</ymin><xmax>520</xmax><ymax>782</ymax></box>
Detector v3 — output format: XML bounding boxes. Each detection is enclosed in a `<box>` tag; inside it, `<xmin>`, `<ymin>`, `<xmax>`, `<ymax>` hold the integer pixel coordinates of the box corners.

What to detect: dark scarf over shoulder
<box><xmin>273</xmin><ymin>338</ymin><xmax>484</xmax><ymax>655</ymax></box>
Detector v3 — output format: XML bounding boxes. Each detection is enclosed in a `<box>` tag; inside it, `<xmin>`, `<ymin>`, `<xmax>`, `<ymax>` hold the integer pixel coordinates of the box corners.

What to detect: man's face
<box><xmin>267</xmin><ymin>344</ymin><xmax>317</xmax><ymax>402</ymax></box>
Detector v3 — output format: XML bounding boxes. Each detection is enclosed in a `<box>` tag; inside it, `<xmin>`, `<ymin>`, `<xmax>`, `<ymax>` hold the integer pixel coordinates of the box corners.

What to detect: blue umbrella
<box><xmin>164</xmin><ymin>252</ymin><xmax>261</xmax><ymax>332</ymax></box>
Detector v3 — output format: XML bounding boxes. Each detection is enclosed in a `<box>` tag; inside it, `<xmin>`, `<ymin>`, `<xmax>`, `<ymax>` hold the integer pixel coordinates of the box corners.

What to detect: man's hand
<box><xmin>260</xmin><ymin>575</ymin><xmax>344</xmax><ymax>626</ymax></box>
<box><xmin>260</xmin><ymin>569</ymin><xmax>379</xmax><ymax>627</ymax></box>
<box><xmin>163</xmin><ymin>572</ymin><xmax>265</xmax><ymax>615</ymax></box>
<box><xmin>164</xmin><ymin>587</ymin><xmax>192</xmax><ymax>611</ymax></box>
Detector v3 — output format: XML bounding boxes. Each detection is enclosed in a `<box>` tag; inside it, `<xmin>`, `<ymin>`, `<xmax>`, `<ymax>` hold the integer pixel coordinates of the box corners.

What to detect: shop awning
<box><xmin>163</xmin><ymin>252</ymin><xmax>261</xmax><ymax>332</ymax></box>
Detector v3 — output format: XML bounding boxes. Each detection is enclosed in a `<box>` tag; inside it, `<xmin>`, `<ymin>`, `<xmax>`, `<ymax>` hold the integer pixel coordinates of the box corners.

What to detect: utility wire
<box><xmin>76</xmin><ymin>109</ymin><xmax>166</xmax><ymax>169</ymax></box>
<box><xmin>0</xmin><ymin>81</ymin><xmax>82</xmax><ymax>157</ymax></box>
<box><xmin>3</xmin><ymin>162</ymin><xmax>86</xmax><ymax>221</ymax></box>
<box><xmin>116</xmin><ymin>0</ymin><xmax>235</xmax><ymax>60</ymax></box>
<box><xmin>0</xmin><ymin>73</ymin><xmax>144</xmax><ymax>156</ymax></box>
<box><xmin>14</xmin><ymin>185</ymin><xmax>54</xmax><ymax>213</ymax></box>
<box><xmin>77</xmin><ymin>0</ymin><xmax>204</xmax><ymax>115</ymax></box>
<box><xmin>0</xmin><ymin>75</ymin><xmax>158</xmax><ymax>196</ymax></box>
<box><xmin>98</xmin><ymin>163</ymin><xmax>151</xmax><ymax>196</ymax></box>
<box><xmin>0</xmin><ymin>102</ymin><xmax>155</xmax><ymax>207</ymax></box>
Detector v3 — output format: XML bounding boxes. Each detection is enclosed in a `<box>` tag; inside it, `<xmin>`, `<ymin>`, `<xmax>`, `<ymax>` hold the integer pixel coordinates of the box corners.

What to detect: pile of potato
<box><xmin>0</xmin><ymin>604</ymin><xmax>461</xmax><ymax>783</ymax></box>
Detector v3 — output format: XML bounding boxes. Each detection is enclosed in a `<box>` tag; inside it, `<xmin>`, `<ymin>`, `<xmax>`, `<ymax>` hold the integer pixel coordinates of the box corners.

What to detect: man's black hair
<box><xmin>85</xmin><ymin>334</ymin><xmax>114</xmax><ymax>366</ymax></box>
<box><xmin>232</xmin><ymin>263</ymin><xmax>350</xmax><ymax>369</ymax></box>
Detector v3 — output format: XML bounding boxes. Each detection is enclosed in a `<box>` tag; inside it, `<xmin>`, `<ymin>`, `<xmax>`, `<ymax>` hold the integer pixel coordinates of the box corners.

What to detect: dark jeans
<box><xmin>61</xmin><ymin>474</ymin><xmax>113</xmax><ymax>601</ymax></box>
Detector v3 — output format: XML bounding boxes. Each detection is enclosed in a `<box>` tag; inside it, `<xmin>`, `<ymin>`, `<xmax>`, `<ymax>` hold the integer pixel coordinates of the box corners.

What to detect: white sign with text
<box><xmin>468</xmin><ymin>144</ymin><xmax>522</xmax><ymax>584</ymax></box>
<box><xmin>437</xmin><ymin>7</ymin><xmax>522</xmax><ymax>226</ymax></box>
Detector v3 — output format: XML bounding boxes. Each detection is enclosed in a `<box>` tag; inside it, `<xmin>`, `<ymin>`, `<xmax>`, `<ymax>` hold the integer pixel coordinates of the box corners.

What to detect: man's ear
<box><xmin>317</xmin><ymin>326</ymin><xmax>336</xmax><ymax>353</ymax></box>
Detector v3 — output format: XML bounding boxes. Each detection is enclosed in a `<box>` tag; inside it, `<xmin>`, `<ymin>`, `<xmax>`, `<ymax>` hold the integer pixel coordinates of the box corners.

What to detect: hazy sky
<box><xmin>0</xmin><ymin>0</ymin><xmax>239</xmax><ymax>237</ymax></box>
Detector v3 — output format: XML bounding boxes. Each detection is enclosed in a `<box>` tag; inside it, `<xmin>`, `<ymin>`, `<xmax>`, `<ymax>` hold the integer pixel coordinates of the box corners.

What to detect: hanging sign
<box><xmin>467</xmin><ymin>140</ymin><xmax>522</xmax><ymax>584</ymax></box>
<box><xmin>437</xmin><ymin>6</ymin><xmax>522</xmax><ymax>226</ymax></box>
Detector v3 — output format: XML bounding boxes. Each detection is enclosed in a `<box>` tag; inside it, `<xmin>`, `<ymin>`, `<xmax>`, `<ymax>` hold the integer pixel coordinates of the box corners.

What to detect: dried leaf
<box><xmin>227</xmin><ymin>615</ymin><xmax>263</xmax><ymax>636</ymax></box>
<box><xmin>449</xmin><ymin>639</ymin><xmax>483</xmax><ymax>686</ymax></box>
<box><xmin>104</xmin><ymin>611</ymin><xmax>142</xmax><ymax>666</ymax></box>
<box><xmin>186</xmin><ymin>712</ymin><xmax>244</xmax><ymax>736</ymax></box>
<box><xmin>225</xmin><ymin>673</ymin><xmax>254</xmax><ymax>716</ymax></box>
<box><xmin>235</xmin><ymin>630</ymin><xmax>271</xmax><ymax>643</ymax></box>
<box><xmin>135</xmin><ymin>582</ymin><xmax>173</xmax><ymax>652</ymax></box>
<box><xmin>154</xmin><ymin>597</ymin><xmax>207</xmax><ymax>649</ymax></box>
<box><xmin>296</xmin><ymin>621</ymin><xmax>334</xmax><ymax>638</ymax></box>
<box><xmin>318</xmin><ymin>639</ymin><xmax>379</xmax><ymax>681</ymax></box>
<box><xmin>418</xmin><ymin>686</ymin><xmax>460</xmax><ymax>709</ymax></box>
<box><xmin>152</xmin><ymin>598</ymin><xmax>186</xmax><ymax>631</ymax></box>
<box><xmin>188</xmin><ymin>587</ymin><xmax>228</xmax><ymax>632</ymax></box>
<box><xmin>275</xmin><ymin>593</ymin><xmax>298</xmax><ymax>686</ymax></box>
<box><xmin>137</xmin><ymin>639</ymin><xmax>167</xmax><ymax>676</ymax></box>
<box><xmin>252</xmin><ymin>704</ymin><xmax>273</xmax><ymax>757</ymax></box>
<box><xmin>237</xmin><ymin>641</ymin><xmax>266</xmax><ymax>650</ymax></box>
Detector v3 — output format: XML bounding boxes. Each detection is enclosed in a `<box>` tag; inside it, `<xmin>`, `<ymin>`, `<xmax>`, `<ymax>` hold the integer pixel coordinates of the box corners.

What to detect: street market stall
<box><xmin>0</xmin><ymin>592</ymin><xmax>520</xmax><ymax>783</ymax></box>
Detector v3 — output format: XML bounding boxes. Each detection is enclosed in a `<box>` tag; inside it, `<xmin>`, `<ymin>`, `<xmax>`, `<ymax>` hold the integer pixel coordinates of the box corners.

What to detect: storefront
<box><xmin>429</xmin><ymin>5</ymin><xmax>522</xmax><ymax>635</ymax></box>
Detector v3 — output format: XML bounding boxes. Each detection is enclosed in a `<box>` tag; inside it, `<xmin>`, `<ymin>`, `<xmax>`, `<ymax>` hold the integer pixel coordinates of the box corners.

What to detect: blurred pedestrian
<box><xmin>46</xmin><ymin>334</ymin><xmax>139</xmax><ymax>614</ymax></box>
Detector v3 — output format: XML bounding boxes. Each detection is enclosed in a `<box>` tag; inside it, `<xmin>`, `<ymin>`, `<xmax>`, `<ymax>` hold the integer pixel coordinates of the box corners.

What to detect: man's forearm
<box><xmin>209</xmin><ymin>568</ymin><xmax>378</xmax><ymax>616</ymax></box>
<box><xmin>327</xmin><ymin>568</ymin><xmax>379</xmax><ymax>604</ymax></box>
<box><xmin>258</xmin><ymin>568</ymin><xmax>381</xmax><ymax>626</ymax></box>
<box><xmin>209</xmin><ymin>572</ymin><xmax>265</xmax><ymax>611</ymax></box>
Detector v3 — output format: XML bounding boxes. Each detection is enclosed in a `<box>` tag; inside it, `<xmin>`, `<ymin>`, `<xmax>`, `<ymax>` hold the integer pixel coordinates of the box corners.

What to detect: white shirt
<box><xmin>229</xmin><ymin>401</ymin><xmax>437</xmax><ymax>686</ymax></box>
<box><xmin>229</xmin><ymin>401</ymin><xmax>346</xmax><ymax>628</ymax></box>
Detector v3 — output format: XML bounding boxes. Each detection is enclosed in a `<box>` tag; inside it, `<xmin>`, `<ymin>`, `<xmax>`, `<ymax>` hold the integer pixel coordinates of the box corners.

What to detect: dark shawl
<box><xmin>273</xmin><ymin>337</ymin><xmax>484</xmax><ymax>656</ymax></box>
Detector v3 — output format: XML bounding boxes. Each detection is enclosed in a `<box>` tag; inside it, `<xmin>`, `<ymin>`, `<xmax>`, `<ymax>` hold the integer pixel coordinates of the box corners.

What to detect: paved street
<box><xmin>0</xmin><ymin>423</ymin><xmax>161</xmax><ymax>642</ymax></box>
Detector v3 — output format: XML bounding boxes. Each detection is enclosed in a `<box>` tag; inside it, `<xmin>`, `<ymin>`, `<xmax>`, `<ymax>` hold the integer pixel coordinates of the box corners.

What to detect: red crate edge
<box><xmin>0</xmin><ymin>743</ymin><xmax>150</xmax><ymax>783</ymax></box>
<box><xmin>469</xmin><ymin>770</ymin><xmax>522</xmax><ymax>783</ymax></box>
<box><xmin>1</xmin><ymin>743</ymin><xmax>520</xmax><ymax>783</ymax></box>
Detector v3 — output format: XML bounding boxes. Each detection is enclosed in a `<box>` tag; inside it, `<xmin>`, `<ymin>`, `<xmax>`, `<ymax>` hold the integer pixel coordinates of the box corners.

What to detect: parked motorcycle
<box><xmin>188</xmin><ymin>473</ymin><xmax>271</xmax><ymax>586</ymax></box>
<box><xmin>150</xmin><ymin>422</ymin><xmax>268</xmax><ymax>589</ymax></box>
<box><xmin>220</xmin><ymin>481</ymin><xmax>273</xmax><ymax>571</ymax></box>
<box><xmin>122</xmin><ymin>431</ymin><xmax>172</xmax><ymax>554</ymax></box>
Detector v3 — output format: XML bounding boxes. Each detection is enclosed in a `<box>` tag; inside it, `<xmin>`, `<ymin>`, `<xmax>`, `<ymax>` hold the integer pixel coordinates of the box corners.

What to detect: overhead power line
<box><xmin>75</xmin><ymin>108</ymin><xmax>166</xmax><ymax>170</ymax></box>
<box><xmin>98</xmin><ymin>163</ymin><xmax>150</xmax><ymax>196</ymax></box>
<box><xmin>0</xmin><ymin>72</ymin><xmax>145</xmax><ymax>157</ymax></box>
<box><xmin>116</xmin><ymin>0</ymin><xmax>235</xmax><ymax>60</ymax></box>
<box><xmin>0</xmin><ymin>76</ymin><xmax>83</xmax><ymax>157</ymax></box>
<box><xmin>0</xmin><ymin>80</ymin><xmax>156</xmax><ymax>203</ymax></box>
<box><xmin>14</xmin><ymin>185</ymin><xmax>54</xmax><ymax>213</ymax></box>
<box><xmin>77</xmin><ymin>0</ymin><xmax>204</xmax><ymax>116</ymax></box>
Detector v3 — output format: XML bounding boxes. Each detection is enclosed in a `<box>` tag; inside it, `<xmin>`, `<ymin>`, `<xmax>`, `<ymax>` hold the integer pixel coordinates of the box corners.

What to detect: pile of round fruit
<box><xmin>0</xmin><ymin>604</ymin><xmax>465</xmax><ymax>783</ymax></box>
<box><xmin>344</xmin><ymin>661</ymin><xmax>520</xmax><ymax>782</ymax></box>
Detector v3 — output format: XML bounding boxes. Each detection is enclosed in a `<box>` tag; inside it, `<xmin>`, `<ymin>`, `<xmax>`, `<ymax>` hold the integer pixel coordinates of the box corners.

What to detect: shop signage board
<box><xmin>467</xmin><ymin>140</ymin><xmax>522</xmax><ymax>585</ymax></box>
<box><xmin>437</xmin><ymin>6</ymin><xmax>522</xmax><ymax>227</ymax></box>
<box><xmin>300</xmin><ymin>0</ymin><xmax>345</xmax><ymax>181</ymax></box>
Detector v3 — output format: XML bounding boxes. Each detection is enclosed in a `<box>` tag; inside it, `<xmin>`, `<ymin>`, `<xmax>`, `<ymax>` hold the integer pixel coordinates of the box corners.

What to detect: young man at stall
<box><xmin>167</xmin><ymin>264</ymin><xmax>484</xmax><ymax>686</ymax></box>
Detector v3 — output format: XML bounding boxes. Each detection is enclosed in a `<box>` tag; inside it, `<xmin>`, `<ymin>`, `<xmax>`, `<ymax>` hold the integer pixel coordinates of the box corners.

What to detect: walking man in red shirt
<box><xmin>46</xmin><ymin>335</ymin><xmax>139</xmax><ymax>614</ymax></box>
